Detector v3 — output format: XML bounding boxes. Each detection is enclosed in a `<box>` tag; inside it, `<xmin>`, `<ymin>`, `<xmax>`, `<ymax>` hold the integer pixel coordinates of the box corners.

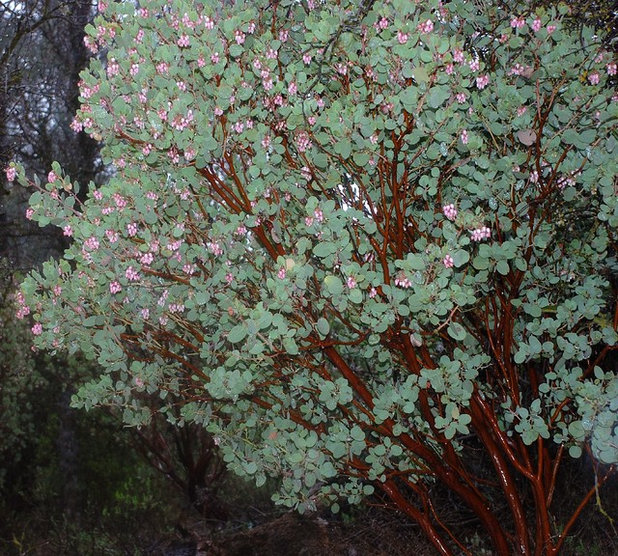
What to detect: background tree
<box><xmin>11</xmin><ymin>0</ymin><xmax>618</xmax><ymax>554</ymax></box>
<box><xmin>1</xmin><ymin>0</ymin><xmax>102</xmax><ymax>269</ymax></box>
<box><xmin>0</xmin><ymin>0</ymin><xmax>104</xmax><ymax>526</ymax></box>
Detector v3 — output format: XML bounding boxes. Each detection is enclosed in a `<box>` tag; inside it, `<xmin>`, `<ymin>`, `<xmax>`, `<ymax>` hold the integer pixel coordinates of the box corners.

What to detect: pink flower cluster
<box><xmin>15</xmin><ymin>291</ymin><xmax>30</xmax><ymax>319</ymax></box>
<box><xmin>5</xmin><ymin>166</ymin><xmax>16</xmax><ymax>182</ymax></box>
<box><xmin>443</xmin><ymin>254</ymin><xmax>454</xmax><ymax>268</ymax></box>
<box><xmin>442</xmin><ymin>204</ymin><xmax>458</xmax><ymax>221</ymax></box>
<box><xmin>170</xmin><ymin>110</ymin><xmax>194</xmax><ymax>131</ymax></box>
<box><xmin>469</xmin><ymin>59</ymin><xmax>480</xmax><ymax>72</ymax></box>
<box><xmin>418</xmin><ymin>19</ymin><xmax>434</xmax><ymax>34</ymax></box>
<box><xmin>207</xmin><ymin>241</ymin><xmax>223</xmax><ymax>256</ymax></box>
<box><xmin>296</xmin><ymin>131</ymin><xmax>312</xmax><ymax>153</ymax></box>
<box><xmin>84</xmin><ymin>236</ymin><xmax>100</xmax><ymax>251</ymax></box>
<box><xmin>509</xmin><ymin>63</ymin><xmax>533</xmax><ymax>77</ymax></box>
<box><xmin>113</xmin><ymin>193</ymin><xmax>127</xmax><ymax>209</ymax></box>
<box><xmin>476</xmin><ymin>75</ymin><xmax>489</xmax><ymax>89</ymax></box>
<box><xmin>157</xmin><ymin>290</ymin><xmax>168</xmax><ymax>307</ymax></box>
<box><xmin>510</xmin><ymin>17</ymin><xmax>525</xmax><ymax>29</ymax></box>
<box><xmin>588</xmin><ymin>72</ymin><xmax>600</xmax><ymax>85</ymax></box>
<box><xmin>107</xmin><ymin>59</ymin><xmax>120</xmax><ymax>77</ymax></box>
<box><xmin>394</xmin><ymin>272</ymin><xmax>412</xmax><ymax>289</ymax></box>
<box><xmin>375</xmin><ymin>17</ymin><xmax>389</xmax><ymax>31</ymax></box>
<box><xmin>167</xmin><ymin>239</ymin><xmax>182</xmax><ymax>252</ymax></box>
<box><xmin>83</xmin><ymin>36</ymin><xmax>98</xmax><ymax>53</ymax></box>
<box><xmin>335</xmin><ymin>62</ymin><xmax>348</xmax><ymax>76</ymax></box>
<box><xmin>125</xmin><ymin>266</ymin><xmax>140</xmax><ymax>281</ymax></box>
<box><xmin>470</xmin><ymin>227</ymin><xmax>491</xmax><ymax>241</ymax></box>
<box><xmin>70</xmin><ymin>116</ymin><xmax>82</xmax><ymax>133</ymax></box>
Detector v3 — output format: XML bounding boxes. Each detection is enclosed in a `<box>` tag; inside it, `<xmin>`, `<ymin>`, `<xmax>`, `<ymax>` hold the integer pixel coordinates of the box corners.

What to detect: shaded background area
<box><xmin>0</xmin><ymin>0</ymin><xmax>616</xmax><ymax>554</ymax></box>
<box><xmin>1</xmin><ymin>0</ymin><xmax>104</xmax><ymax>269</ymax></box>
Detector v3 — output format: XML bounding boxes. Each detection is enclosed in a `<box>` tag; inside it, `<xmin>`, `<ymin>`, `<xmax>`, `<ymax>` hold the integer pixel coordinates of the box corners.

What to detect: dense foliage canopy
<box><xmin>9</xmin><ymin>0</ymin><xmax>617</xmax><ymax>553</ymax></box>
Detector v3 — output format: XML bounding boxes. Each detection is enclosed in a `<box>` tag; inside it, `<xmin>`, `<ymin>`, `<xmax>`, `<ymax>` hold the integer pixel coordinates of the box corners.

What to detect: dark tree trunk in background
<box><xmin>55</xmin><ymin>0</ymin><xmax>101</xmax><ymax>190</ymax></box>
<box><xmin>0</xmin><ymin>0</ymin><xmax>102</xmax><ymax>271</ymax></box>
<box><xmin>57</xmin><ymin>388</ymin><xmax>80</xmax><ymax>519</ymax></box>
<box><xmin>0</xmin><ymin>0</ymin><xmax>100</xmax><ymax>521</ymax></box>
<box><xmin>133</xmin><ymin>414</ymin><xmax>230</xmax><ymax>521</ymax></box>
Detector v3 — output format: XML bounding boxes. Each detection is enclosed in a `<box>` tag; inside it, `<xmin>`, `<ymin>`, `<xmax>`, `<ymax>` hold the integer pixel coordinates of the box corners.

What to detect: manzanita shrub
<box><xmin>8</xmin><ymin>0</ymin><xmax>618</xmax><ymax>553</ymax></box>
